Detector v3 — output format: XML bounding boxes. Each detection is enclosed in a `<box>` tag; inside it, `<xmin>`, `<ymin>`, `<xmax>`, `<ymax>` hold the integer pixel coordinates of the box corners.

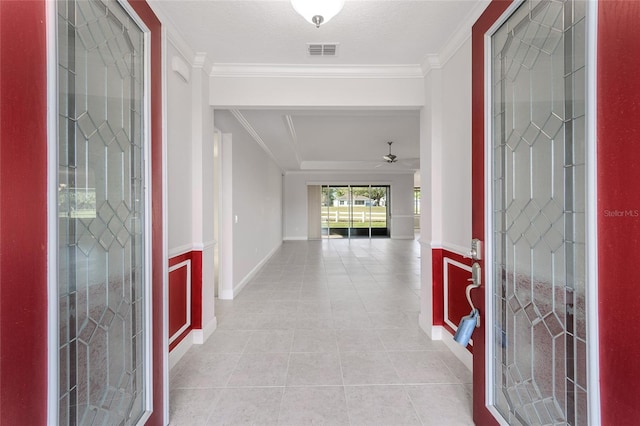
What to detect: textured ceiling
<box><xmin>152</xmin><ymin>0</ymin><xmax>486</xmax><ymax>173</ymax></box>
<box><xmin>153</xmin><ymin>0</ymin><xmax>483</xmax><ymax>66</ymax></box>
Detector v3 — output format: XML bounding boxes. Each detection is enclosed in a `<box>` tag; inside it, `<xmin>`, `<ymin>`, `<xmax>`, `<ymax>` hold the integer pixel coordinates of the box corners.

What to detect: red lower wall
<box><xmin>597</xmin><ymin>1</ymin><xmax>640</xmax><ymax>424</ymax></box>
<box><xmin>432</xmin><ymin>248</ymin><xmax>473</xmax><ymax>351</ymax></box>
<box><xmin>0</xmin><ymin>1</ymin><xmax>49</xmax><ymax>423</ymax></box>
<box><xmin>168</xmin><ymin>250</ymin><xmax>203</xmax><ymax>351</ymax></box>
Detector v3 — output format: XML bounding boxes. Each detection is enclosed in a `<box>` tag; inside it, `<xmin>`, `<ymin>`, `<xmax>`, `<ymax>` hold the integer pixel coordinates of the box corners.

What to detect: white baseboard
<box><xmin>419</xmin><ymin>313</ymin><xmax>442</xmax><ymax>340</ymax></box>
<box><xmin>231</xmin><ymin>242</ymin><xmax>282</xmax><ymax>298</ymax></box>
<box><xmin>283</xmin><ymin>236</ymin><xmax>307</xmax><ymax>241</ymax></box>
<box><xmin>392</xmin><ymin>234</ymin><xmax>417</xmax><ymax>240</ymax></box>
<box><xmin>169</xmin><ymin>330</ymin><xmax>194</xmax><ymax>370</ymax></box>
<box><xmin>193</xmin><ymin>317</ymin><xmax>218</xmax><ymax>344</ymax></box>
<box><xmin>218</xmin><ymin>289</ymin><xmax>234</xmax><ymax>300</ymax></box>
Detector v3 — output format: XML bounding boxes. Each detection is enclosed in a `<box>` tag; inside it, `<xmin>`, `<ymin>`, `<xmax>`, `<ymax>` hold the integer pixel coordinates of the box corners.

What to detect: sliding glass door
<box><xmin>321</xmin><ymin>185</ymin><xmax>389</xmax><ymax>239</ymax></box>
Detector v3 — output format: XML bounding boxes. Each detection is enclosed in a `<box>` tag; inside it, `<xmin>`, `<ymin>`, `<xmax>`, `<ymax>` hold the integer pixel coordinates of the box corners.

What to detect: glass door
<box><xmin>57</xmin><ymin>0</ymin><xmax>150</xmax><ymax>423</ymax></box>
<box><xmin>320</xmin><ymin>185</ymin><xmax>390</xmax><ymax>239</ymax></box>
<box><xmin>370</xmin><ymin>186</ymin><xmax>389</xmax><ymax>238</ymax></box>
<box><xmin>481</xmin><ymin>0</ymin><xmax>589</xmax><ymax>424</ymax></box>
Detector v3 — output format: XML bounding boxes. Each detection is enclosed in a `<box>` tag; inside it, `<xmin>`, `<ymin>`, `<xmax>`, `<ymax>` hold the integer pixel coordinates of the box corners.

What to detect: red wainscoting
<box><xmin>432</xmin><ymin>249</ymin><xmax>473</xmax><ymax>351</ymax></box>
<box><xmin>168</xmin><ymin>251</ymin><xmax>203</xmax><ymax>351</ymax></box>
<box><xmin>597</xmin><ymin>1</ymin><xmax>640</xmax><ymax>424</ymax></box>
<box><xmin>0</xmin><ymin>1</ymin><xmax>49</xmax><ymax>424</ymax></box>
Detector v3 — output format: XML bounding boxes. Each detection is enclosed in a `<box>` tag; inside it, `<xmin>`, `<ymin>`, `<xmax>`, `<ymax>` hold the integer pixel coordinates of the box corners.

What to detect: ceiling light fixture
<box><xmin>291</xmin><ymin>0</ymin><xmax>345</xmax><ymax>28</ymax></box>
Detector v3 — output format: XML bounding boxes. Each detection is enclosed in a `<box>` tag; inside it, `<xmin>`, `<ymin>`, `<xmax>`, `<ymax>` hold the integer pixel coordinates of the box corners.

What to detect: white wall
<box><xmin>215</xmin><ymin>110</ymin><xmax>283</xmax><ymax>298</ymax></box>
<box><xmin>210</xmin><ymin>72</ymin><xmax>425</xmax><ymax>108</ymax></box>
<box><xmin>166</xmin><ymin>42</ymin><xmax>193</xmax><ymax>253</ymax></box>
<box><xmin>166</xmin><ymin>36</ymin><xmax>218</xmax><ymax>347</ymax></box>
<box><xmin>419</xmin><ymin>37</ymin><xmax>473</xmax><ymax>339</ymax></box>
<box><xmin>440</xmin><ymin>38</ymin><xmax>472</xmax><ymax>254</ymax></box>
<box><xmin>192</xmin><ymin>60</ymin><xmax>217</xmax><ymax>337</ymax></box>
<box><xmin>283</xmin><ymin>171</ymin><xmax>415</xmax><ymax>240</ymax></box>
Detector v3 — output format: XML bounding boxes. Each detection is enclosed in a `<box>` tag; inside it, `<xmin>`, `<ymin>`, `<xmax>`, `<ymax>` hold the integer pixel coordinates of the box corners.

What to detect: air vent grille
<box><xmin>307</xmin><ymin>43</ymin><xmax>338</xmax><ymax>57</ymax></box>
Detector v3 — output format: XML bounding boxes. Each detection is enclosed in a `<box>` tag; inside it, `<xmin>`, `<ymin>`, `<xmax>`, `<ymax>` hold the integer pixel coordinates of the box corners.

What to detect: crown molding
<box><xmin>193</xmin><ymin>52</ymin><xmax>207</xmax><ymax>69</ymax></box>
<box><xmin>283</xmin><ymin>115</ymin><xmax>302</xmax><ymax>168</ymax></box>
<box><xmin>298</xmin><ymin>160</ymin><xmax>418</xmax><ymax>173</ymax></box>
<box><xmin>210</xmin><ymin>64</ymin><xmax>425</xmax><ymax>79</ymax></box>
<box><xmin>421</xmin><ymin>0</ymin><xmax>490</xmax><ymax>75</ymax></box>
<box><xmin>229</xmin><ymin>109</ymin><xmax>285</xmax><ymax>173</ymax></box>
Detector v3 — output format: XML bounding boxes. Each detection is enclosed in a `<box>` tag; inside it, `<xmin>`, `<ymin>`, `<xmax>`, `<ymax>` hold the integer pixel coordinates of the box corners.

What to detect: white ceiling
<box><xmin>151</xmin><ymin>0</ymin><xmax>487</xmax><ymax>174</ymax></box>
<box><xmin>215</xmin><ymin>109</ymin><xmax>420</xmax><ymax>171</ymax></box>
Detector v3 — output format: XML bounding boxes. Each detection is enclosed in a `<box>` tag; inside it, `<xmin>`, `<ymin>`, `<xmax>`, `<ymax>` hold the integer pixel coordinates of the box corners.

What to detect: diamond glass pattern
<box><xmin>491</xmin><ymin>1</ymin><xmax>587</xmax><ymax>424</ymax></box>
<box><xmin>57</xmin><ymin>0</ymin><xmax>147</xmax><ymax>424</ymax></box>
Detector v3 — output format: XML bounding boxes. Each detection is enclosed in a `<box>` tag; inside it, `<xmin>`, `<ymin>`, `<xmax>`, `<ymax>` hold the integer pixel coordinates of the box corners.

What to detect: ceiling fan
<box><xmin>372</xmin><ymin>141</ymin><xmax>419</xmax><ymax>169</ymax></box>
<box><xmin>383</xmin><ymin>141</ymin><xmax>398</xmax><ymax>163</ymax></box>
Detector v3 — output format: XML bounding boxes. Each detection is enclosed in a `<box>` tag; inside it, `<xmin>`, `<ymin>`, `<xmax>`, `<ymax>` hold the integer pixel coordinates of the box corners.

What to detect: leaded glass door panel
<box><xmin>57</xmin><ymin>0</ymin><xmax>150</xmax><ymax>423</ymax></box>
<box><xmin>487</xmin><ymin>0</ymin><xmax>588</xmax><ymax>424</ymax></box>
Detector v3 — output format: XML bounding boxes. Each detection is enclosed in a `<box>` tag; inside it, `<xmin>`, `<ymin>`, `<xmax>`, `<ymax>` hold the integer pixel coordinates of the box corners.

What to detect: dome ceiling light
<box><xmin>291</xmin><ymin>0</ymin><xmax>345</xmax><ymax>28</ymax></box>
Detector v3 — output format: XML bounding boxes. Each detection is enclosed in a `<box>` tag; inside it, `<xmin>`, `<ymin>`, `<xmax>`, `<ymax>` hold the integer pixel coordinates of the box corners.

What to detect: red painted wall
<box><xmin>432</xmin><ymin>249</ymin><xmax>473</xmax><ymax>351</ymax></box>
<box><xmin>0</xmin><ymin>1</ymin><xmax>49</xmax><ymax>424</ymax></box>
<box><xmin>168</xmin><ymin>251</ymin><xmax>203</xmax><ymax>352</ymax></box>
<box><xmin>597</xmin><ymin>1</ymin><xmax>640</xmax><ymax>424</ymax></box>
<box><xmin>431</xmin><ymin>249</ymin><xmax>444</xmax><ymax>326</ymax></box>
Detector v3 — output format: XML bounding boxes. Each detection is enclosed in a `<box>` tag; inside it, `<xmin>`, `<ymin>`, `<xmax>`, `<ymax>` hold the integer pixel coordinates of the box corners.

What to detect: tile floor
<box><xmin>169</xmin><ymin>239</ymin><xmax>474</xmax><ymax>425</ymax></box>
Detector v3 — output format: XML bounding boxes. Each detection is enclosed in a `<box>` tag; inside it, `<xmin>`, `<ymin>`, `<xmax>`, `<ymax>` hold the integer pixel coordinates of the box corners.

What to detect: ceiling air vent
<box><xmin>307</xmin><ymin>43</ymin><xmax>339</xmax><ymax>57</ymax></box>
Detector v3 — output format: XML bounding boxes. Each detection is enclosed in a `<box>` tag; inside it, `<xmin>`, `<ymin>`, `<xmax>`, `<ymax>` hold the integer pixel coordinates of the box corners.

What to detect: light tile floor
<box><xmin>169</xmin><ymin>239</ymin><xmax>474</xmax><ymax>425</ymax></box>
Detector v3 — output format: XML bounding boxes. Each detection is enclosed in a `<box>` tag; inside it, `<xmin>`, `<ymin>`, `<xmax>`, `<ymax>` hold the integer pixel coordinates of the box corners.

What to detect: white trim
<box><xmin>200</xmin><ymin>240</ymin><xmax>218</xmax><ymax>251</ymax></box>
<box><xmin>160</xmin><ymin>23</ymin><xmax>170</xmax><ymax>426</ymax></box>
<box><xmin>169</xmin><ymin>243</ymin><xmax>196</xmax><ymax>258</ymax></box>
<box><xmin>283</xmin><ymin>114</ymin><xmax>302</xmax><ymax>168</ymax></box>
<box><xmin>229</xmin><ymin>109</ymin><xmax>285</xmax><ymax>173</ymax></box>
<box><xmin>430</xmin><ymin>241</ymin><xmax>470</xmax><ymax>257</ymax></box>
<box><xmin>169</xmin><ymin>241</ymin><xmax>218</xmax><ymax>257</ymax></box>
<box><xmin>419</xmin><ymin>312</ymin><xmax>442</xmax><ymax>340</ymax></box>
<box><xmin>483</xmin><ymin>0</ymin><xmax>526</xmax><ymax>420</ymax></box>
<box><xmin>210</xmin><ymin>63</ymin><xmax>424</xmax><ymax>79</ymax></box>
<box><xmin>391</xmin><ymin>235</ymin><xmax>415</xmax><ymax>240</ymax></box>
<box><xmin>219</xmin><ymin>242</ymin><xmax>282</xmax><ymax>300</ymax></box>
<box><xmin>192</xmin><ymin>317</ymin><xmax>218</xmax><ymax>344</ymax></box>
<box><xmin>168</xmin><ymin>330</ymin><xmax>194</xmax><ymax>370</ymax></box>
<box><xmin>171</xmin><ymin>55</ymin><xmax>190</xmax><ymax>82</ymax></box>
<box><xmin>46</xmin><ymin>0</ymin><xmax>59</xmax><ymax>423</ymax></box>
<box><xmin>168</xmin><ymin>260</ymin><xmax>192</xmax><ymax>344</ymax></box>
<box><xmin>283</xmin><ymin>236</ymin><xmax>308</xmax><ymax>241</ymax></box>
<box><xmin>420</xmin><ymin>0</ymin><xmax>491</xmax><ymax>74</ymax></box>
<box><xmin>585</xmin><ymin>1</ymin><xmax>601</xmax><ymax>423</ymax></box>
<box><xmin>232</xmin><ymin>242</ymin><xmax>282</xmax><ymax>298</ymax></box>
<box><xmin>443</xmin><ymin>258</ymin><xmax>473</xmax><ymax>345</ymax></box>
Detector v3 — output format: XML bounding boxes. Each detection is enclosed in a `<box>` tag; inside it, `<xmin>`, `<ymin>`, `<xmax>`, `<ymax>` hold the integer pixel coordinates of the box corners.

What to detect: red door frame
<box><xmin>0</xmin><ymin>0</ymin><xmax>165</xmax><ymax>424</ymax></box>
<box><xmin>471</xmin><ymin>1</ymin><xmax>512</xmax><ymax>425</ymax></box>
<box><xmin>0</xmin><ymin>1</ymin><xmax>49</xmax><ymax>423</ymax></box>
<box><xmin>596</xmin><ymin>1</ymin><xmax>640</xmax><ymax>424</ymax></box>
<box><xmin>473</xmin><ymin>1</ymin><xmax>640</xmax><ymax>425</ymax></box>
<box><xmin>127</xmin><ymin>2</ymin><xmax>165</xmax><ymax>424</ymax></box>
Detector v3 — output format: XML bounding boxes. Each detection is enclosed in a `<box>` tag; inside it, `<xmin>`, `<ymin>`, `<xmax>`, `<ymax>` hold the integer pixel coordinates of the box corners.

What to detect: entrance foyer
<box><xmin>169</xmin><ymin>240</ymin><xmax>472</xmax><ymax>424</ymax></box>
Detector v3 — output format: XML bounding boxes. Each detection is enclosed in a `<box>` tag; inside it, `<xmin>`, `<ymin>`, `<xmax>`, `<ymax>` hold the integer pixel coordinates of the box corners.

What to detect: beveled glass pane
<box><xmin>491</xmin><ymin>0</ymin><xmax>587</xmax><ymax>424</ymax></box>
<box><xmin>57</xmin><ymin>0</ymin><xmax>147</xmax><ymax>424</ymax></box>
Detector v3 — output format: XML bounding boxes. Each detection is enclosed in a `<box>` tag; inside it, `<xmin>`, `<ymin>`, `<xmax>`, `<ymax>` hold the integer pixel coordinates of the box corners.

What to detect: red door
<box><xmin>0</xmin><ymin>0</ymin><xmax>165</xmax><ymax>424</ymax></box>
<box><xmin>472</xmin><ymin>1</ymin><xmax>640</xmax><ymax>425</ymax></box>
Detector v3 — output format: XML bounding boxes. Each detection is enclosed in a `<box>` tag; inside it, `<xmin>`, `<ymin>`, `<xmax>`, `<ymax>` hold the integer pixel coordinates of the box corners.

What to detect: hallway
<box><xmin>169</xmin><ymin>240</ymin><xmax>473</xmax><ymax>425</ymax></box>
